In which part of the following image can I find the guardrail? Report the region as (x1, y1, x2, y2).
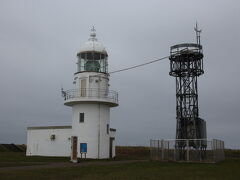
(62, 88, 118, 104)
(150, 139, 225, 163)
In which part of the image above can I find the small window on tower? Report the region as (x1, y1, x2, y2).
(107, 124, 109, 134)
(79, 113, 84, 123)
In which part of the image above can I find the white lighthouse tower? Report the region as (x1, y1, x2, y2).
(63, 28, 118, 161)
(26, 28, 118, 160)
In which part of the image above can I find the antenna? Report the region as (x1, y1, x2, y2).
(194, 22, 202, 45)
(91, 26, 96, 32)
(60, 84, 63, 92)
(60, 84, 66, 99)
(89, 26, 97, 41)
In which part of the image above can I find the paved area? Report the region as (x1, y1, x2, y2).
(0, 160, 147, 172)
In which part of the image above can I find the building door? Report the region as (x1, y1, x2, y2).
(71, 136, 78, 163)
(109, 137, 114, 158)
(80, 79, 86, 97)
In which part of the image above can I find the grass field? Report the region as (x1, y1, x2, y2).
(0, 152, 69, 167)
(0, 159, 240, 180)
(0, 148, 239, 180)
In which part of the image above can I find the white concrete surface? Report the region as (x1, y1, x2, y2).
(26, 126, 71, 157)
(71, 103, 111, 158)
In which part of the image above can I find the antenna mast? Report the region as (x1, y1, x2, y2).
(194, 22, 202, 45)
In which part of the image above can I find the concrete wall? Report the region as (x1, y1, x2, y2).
(26, 128, 71, 157)
(71, 103, 112, 159)
(73, 72, 109, 92)
(70, 71, 116, 159)
(26, 70, 117, 158)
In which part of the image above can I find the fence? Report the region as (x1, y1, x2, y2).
(150, 139, 225, 163)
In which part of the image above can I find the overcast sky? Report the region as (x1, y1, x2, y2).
(0, 0, 239, 148)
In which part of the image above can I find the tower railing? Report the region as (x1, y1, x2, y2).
(63, 88, 118, 104)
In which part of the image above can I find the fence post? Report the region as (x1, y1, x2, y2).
(222, 141, 225, 161)
(167, 141, 169, 160)
(158, 140, 160, 160)
(161, 140, 164, 160)
(186, 139, 189, 162)
(199, 140, 202, 162)
(150, 139, 152, 160)
(174, 140, 176, 161)
(212, 139, 215, 162)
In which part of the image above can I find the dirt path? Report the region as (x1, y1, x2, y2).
(0, 160, 147, 172)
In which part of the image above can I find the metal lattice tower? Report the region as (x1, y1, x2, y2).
(169, 24, 207, 143)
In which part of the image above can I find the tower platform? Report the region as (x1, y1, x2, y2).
(63, 88, 118, 107)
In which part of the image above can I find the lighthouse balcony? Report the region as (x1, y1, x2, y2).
(63, 88, 118, 107)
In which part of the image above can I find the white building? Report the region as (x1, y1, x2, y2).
(26, 28, 119, 160)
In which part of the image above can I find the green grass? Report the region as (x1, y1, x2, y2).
(0, 160, 240, 180)
(0, 152, 69, 162)
(0, 162, 47, 168)
(225, 149, 240, 159)
(0, 149, 240, 180)
(0, 152, 69, 167)
(0, 152, 139, 168)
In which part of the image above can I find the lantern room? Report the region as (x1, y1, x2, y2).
(76, 27, 108, 73)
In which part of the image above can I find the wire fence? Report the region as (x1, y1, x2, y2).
(150, 139, 225, 163)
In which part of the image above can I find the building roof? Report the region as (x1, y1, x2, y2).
(78, 27, 107, 54)
(27, 126, 72, 130)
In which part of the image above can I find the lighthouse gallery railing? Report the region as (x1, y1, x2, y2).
(64, 88, 118, 103)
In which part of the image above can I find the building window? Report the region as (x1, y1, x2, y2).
(50, 134, 56, 141)
(79, 113, 84, 123)
(107, 124, 109, 134)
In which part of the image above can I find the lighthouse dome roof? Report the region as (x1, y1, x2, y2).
(78, 27, 107, 55)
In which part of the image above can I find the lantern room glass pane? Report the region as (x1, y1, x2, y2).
(77, 52, 108, 73)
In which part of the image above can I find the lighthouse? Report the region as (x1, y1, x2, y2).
(64, 27, 118, 161)
(26, 28, 118, 160)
